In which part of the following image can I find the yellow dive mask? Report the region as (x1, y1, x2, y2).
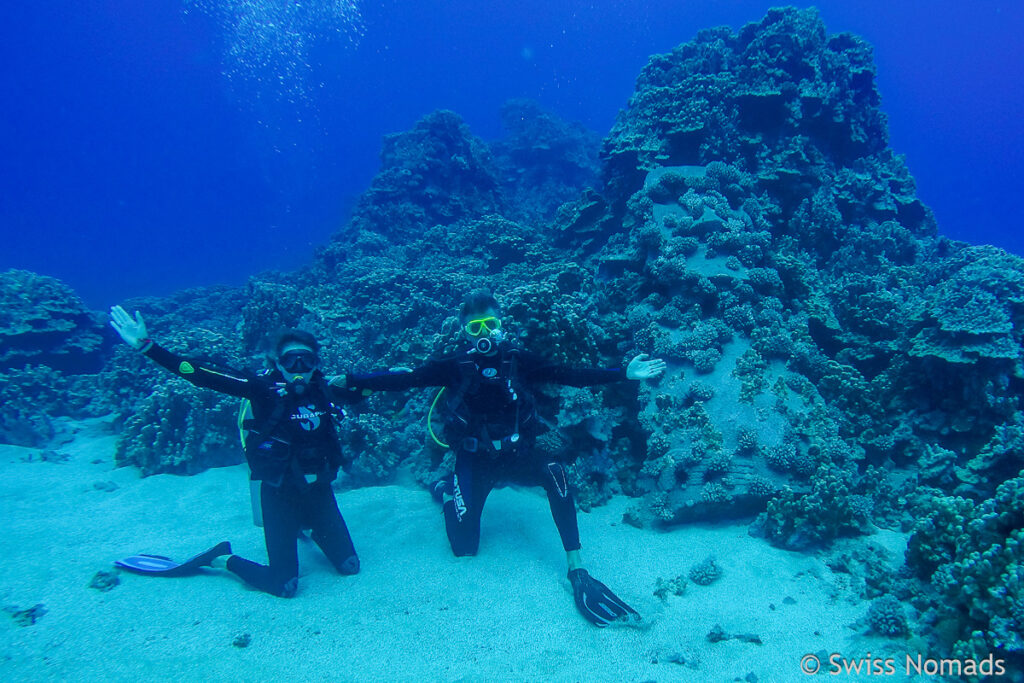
(464, 316, 501, 337)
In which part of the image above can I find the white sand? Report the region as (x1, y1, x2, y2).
(0, 418, 918, 682)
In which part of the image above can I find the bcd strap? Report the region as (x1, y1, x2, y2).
(447, 358, 479, 426)
(252, 397, 288, 445)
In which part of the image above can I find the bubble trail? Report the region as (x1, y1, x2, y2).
(184, 0, 364, 106)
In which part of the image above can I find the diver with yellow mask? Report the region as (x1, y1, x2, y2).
(347, 289, 666, 626)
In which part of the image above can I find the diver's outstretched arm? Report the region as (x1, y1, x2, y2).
(626, 353, 667, 380)
(519, 352, 667, 387)
(109, 304, 257, 398)
(347, 361, 450, 392)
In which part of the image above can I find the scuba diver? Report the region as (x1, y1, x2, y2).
(109, 305, 362, 598)
(346, 290, 666, 627)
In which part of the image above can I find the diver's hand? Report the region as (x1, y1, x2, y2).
(626, 354, 666, 380)
(109, 305, 149, 350)
(568, 568, 639, 627)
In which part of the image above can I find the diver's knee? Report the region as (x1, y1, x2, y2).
(275, 576, 298, 598)
(546, 462, 570, 498)
(449, 532, 480, 557)
(338, 555, 360, 575)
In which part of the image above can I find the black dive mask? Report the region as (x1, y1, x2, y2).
(279, 350, 317, 374)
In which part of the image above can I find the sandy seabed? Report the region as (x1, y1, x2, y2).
(0, 418, 920, 682)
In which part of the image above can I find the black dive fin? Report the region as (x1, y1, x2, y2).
(568, 568, 639, 627)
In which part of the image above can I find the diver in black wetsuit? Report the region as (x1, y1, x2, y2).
(347, 290, 666, 626)
(110, 305, 363, 598)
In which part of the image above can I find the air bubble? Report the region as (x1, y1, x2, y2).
(184, 0, 364, 108)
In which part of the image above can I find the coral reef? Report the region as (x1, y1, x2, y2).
(317, 109, 504, 265)
(0, 269, 109, 374)
(114, 380, 242, 476)
(750, 465, 872, 550)
(2, 11, 1023, 652)
(491, 99, 601, 223)
(903, 472, 1024, 668)
(824, 541, 895, 600)
(654, 574, 688, 601)
(0, 365, 86, 446)
(0, 271, 114, 445)
(336, 409, 423, 487)
(100, 288, 254, 475)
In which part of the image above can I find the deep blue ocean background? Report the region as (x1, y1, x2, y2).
(2, 0, 1021, 307)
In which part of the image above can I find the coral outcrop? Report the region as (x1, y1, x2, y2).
(904, 472, 1023, 670)
(0, 270, 112, 444)
(0, 269, 108, 374)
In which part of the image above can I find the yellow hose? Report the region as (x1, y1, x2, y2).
(427, 387, 450, 449)
(237, 399, 251, 445)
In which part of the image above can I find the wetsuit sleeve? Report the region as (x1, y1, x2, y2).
(143, 342, 260, 399)
(518, 351, 627, 387)
(324, 375, 368, 406)
(348, 359, 452, 392)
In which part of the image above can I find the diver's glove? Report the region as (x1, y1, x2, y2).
(568, 568, 638, 627)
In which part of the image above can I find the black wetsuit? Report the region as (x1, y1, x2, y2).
(349, 343, 626, 556)
(144, 342, 362, 597)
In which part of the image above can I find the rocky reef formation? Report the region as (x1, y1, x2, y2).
(492, 98, 601, 224)
(0, 270, 111, 445)
(903, 471, 1023, 672)
(2, 6, 1021, 666)
(0, 269, 108, 374)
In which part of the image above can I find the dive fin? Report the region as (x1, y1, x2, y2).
(568, 568, 639, 627)
(115, 541, 232, 577)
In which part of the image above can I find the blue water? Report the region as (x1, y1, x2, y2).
(2, 0, 1021, 306)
